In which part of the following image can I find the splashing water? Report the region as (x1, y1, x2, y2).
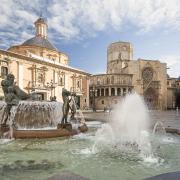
(93, 93, 152, 157)
(0, 101, 63, 129)
(153, 121, 166, 135)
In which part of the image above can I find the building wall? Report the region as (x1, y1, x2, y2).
(0, 50, 89, 109)
(89, 74, 133, 109)
(167, 78, 180, 109)
(8, 45, 68, 65)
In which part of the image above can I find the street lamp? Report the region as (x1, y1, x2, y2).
(46, 80, 57, 100)
(90, 87, 97, 112)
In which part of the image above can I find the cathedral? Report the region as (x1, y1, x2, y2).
(89, 41, 180, 110)
(0, 17, 90, 109)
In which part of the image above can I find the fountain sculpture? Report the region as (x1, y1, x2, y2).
(0, 74, 88, 139)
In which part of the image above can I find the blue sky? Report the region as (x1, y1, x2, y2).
(0, 0, 180, 77)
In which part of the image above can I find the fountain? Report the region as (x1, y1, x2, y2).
(0, 74, 88, 139)
(0, 77, 180, 179)
(93, 92, 152, 156)
(0, 90, 180, 179)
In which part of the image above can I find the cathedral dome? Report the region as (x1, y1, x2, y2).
(22, 36, 57, 51)
(21, 17, 57, 51)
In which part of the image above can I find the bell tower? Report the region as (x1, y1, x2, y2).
(34, 17, 48, 39)
(107, 41, 133, 74)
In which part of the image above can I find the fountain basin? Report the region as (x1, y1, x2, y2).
(0, 124, 88, 139)
(0, 100, 88, 139)
(165, 127, 180, 135)
(12, 124, 88, 139)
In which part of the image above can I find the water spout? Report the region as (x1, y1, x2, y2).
(93, 93, 152, 155)
(152, 121, 166, 135)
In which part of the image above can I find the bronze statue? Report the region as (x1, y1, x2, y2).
(69, 96, 76, 120)
(1, 74, 30, 125)
(61, 88, 76, 124)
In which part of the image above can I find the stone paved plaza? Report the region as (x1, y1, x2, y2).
(83, 110, 180, 134)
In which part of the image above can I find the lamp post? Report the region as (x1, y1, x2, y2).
(90, 87, 97, 112)
(46, 80, 57, 100)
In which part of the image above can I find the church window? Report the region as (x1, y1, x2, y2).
(111, 88, 115, 96)
(105, 88, 109, 96)
(37, 71, 45, 83)
(97, 89, 100, 97)
(1, 66, 8, 78)
(117, 88, 121, 96)
(58, 72, 65, 86)
(101, 89, 104, 96)
(77, 80, 80, 88)
(123, 88, 126, 96)
(142, 67, 153, 82)
(102, 100, 104, 104)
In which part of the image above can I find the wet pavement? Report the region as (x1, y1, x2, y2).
(83, 110, 180, 134)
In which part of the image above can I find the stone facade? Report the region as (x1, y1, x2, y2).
(167, 77, 180, 109)
(0, 18, 90, 109)
(90, 41, 168, 110)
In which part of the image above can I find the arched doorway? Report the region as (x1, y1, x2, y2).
(144, 88, 158, 109)
(175, 89, 180, 108)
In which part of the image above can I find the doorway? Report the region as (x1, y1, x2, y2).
(144, 88, 158, 109)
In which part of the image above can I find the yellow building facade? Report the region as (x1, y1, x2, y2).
(0, 18, 90, 109)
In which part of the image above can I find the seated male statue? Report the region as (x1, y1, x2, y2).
(1, 74, 29, 125)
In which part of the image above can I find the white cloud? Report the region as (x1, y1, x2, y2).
(161, 55, 180, 77)
(0, 0, 180, 48)
(0, 0, 180, 45)
(47, 0, 180, 38)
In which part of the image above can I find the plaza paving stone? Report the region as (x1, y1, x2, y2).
(82, 110, 180, 134)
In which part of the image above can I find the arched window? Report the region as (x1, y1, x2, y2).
(77, 80, 80, 88)
(105, 88, 109, 96)
(58, 72, 65, 86)
(1, 66, 8, 77)
(117, 88, 121, 96)
(101, 89, 104, 96)
(123, 88, 126, 96)
(111, 88, 115, 96)
(97, 89, 100, 97)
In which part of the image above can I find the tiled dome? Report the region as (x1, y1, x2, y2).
(22, 36, 57, 51)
